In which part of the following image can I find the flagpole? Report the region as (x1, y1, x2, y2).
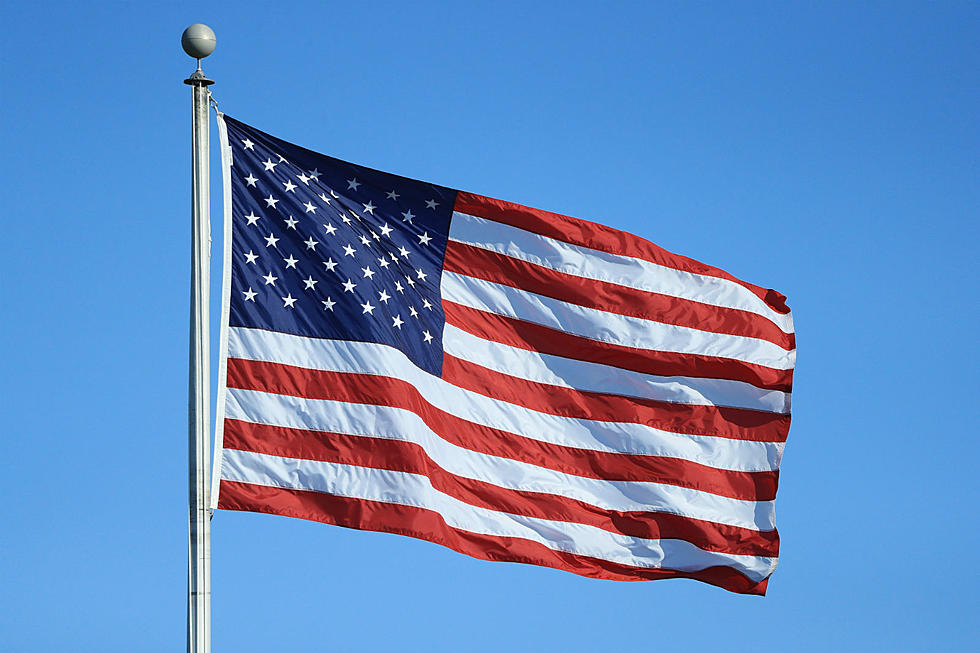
(182, 23, 216, 653)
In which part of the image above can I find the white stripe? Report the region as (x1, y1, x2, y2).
(228, 327, 784, 472)
(444, 324, 791, 415)
(450, 211, 794, 334)
(442, 272, 795, 371)
(221, 449, 776, 581)
(226, 388, 775, 531)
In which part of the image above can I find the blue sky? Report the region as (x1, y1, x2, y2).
(1, 1, 977, 651)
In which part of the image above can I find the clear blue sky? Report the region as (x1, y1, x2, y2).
(2, 2, 977, 651)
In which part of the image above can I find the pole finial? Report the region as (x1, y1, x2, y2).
(183, 24, 216, 86)
(182, 24, 216, 59)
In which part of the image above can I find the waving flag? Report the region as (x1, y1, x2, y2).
(212, 115, 795, 595)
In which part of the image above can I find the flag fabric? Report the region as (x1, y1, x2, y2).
(212, 114, 795, 595)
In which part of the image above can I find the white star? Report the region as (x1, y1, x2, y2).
(303, 275, 318, 290)
(342, 278, 357, 293)
(378, 289, 391, 303)
(283, 216, 298, 229)
(422, 298, 433, 310)
(241, 138, 255, 150)
(398, 246, 410, 259)
(425, 199, 439, 210)
(392, 315, 404, 329)
(416, 268, 427, 281)
(323, 223, 337, 236)
(343, 244, 357, 257)
(308, 168, 320, 180)
(422, 330, 433, 343)
(244, 250, 258, 264)
(297, 173, 311, 185)
(305, 236, 319, 250)
(347, 178, 361, 190)
(319, 192, 331, 204)
(405, 276, 416, 288)
(379, 223, 393, 237)
(277, 154, 287, 163)
(360, 300, 375, 315)
(330, 189, 340, 198)
(362, 201, 376, 215)
(283, 254, 298, 269)
(340, 212, 353, 225)
(245, 212, 260, 226)
(244, 173, 258, 187)
(386, 190, 400, 200)
(401, 210, 415, 223)
(283, 180, 297, 193)
(361, 266, 375, 279)
(282, 293, 297, 308)
(322, 297, 336, 311)
(262, 271, 278, 285)
(394, 281, 405, 293)
(378, 256, 390, 269)
(359, 235, 372, 246)
(409, 306, 418, 317)
(418, 232, 432, 246)
(262, 158, 277, 172)
(264, 195, 279, 208)
(322, 257, 338, 272)
(303, 201, 317, 214)
(264, 233, 279, 248)
(371, 231, 380, 241)
(242, 287, 257, 301)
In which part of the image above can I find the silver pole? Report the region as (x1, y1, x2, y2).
(182, 23, 216, 653)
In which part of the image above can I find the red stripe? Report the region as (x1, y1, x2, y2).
(228, 358, 776, 501)
(445, 241, 795, 351)
(444, 301, 794, 392)
(218, 479, 769, 594)
(224, 419, 779, 557)
(441, 354, 789, 444)
(453, 191, 790, 316)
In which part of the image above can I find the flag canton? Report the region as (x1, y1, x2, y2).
(224, 116, 455, 376)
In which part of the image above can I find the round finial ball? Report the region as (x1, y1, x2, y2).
(181, 24, 216, 59)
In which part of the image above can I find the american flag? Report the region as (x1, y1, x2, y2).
(212, 115, 795, 595)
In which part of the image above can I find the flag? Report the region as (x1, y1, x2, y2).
(212, 115, 795, 595)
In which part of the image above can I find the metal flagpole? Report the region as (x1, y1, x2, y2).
(182, 23, 216, 653)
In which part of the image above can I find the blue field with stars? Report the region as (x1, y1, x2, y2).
(224, 116, 457, 376)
